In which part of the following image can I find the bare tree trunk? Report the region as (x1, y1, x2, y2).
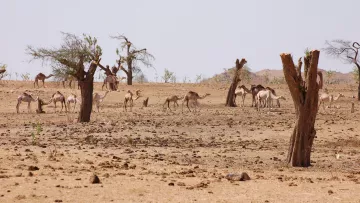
(281, 50, 322, 167)
(78, 80, 93, 122)
(356, 63, 360, 101)
(225, 59, 247, 107)
(127, 68, 133, 85)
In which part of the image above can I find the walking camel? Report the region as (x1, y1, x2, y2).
(93, 91, 110, 112)
(34, 73, 54, 88)
(16, 92, 38, 113)
(163, 95, 184, 111)
(265, 87, 281, 108)
(182, 91, 210, 113)
(319, 92, 345, 110)
(234, 85, 251, 107)
(51, 91, 67, 112)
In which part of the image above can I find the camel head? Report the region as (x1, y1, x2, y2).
(338, 93, 345, 98)
(279, 96, 286, 100)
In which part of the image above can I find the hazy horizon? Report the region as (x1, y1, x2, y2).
(1, 0, 359, 82)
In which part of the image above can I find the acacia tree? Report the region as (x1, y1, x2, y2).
(27, 33, 108, 122)
(225, 58, 247, 107)
(323, 40, 360, 100)
(111, 35, 154, 85)
(280, 50, 323, 167)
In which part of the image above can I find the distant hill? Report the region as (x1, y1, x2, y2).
(203, 67, 355, 85)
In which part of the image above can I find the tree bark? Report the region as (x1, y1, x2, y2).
(281, 50, 322, 167)
(355, 63, 360, 101)
(225, 58, 247, 107)
(78, 80, 93, 122)
(127, 65, 133, 85)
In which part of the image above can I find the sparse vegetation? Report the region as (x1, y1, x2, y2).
(20, 73, 30, 81)
(162, 69, 174, 83)
(31, 122, 43, 145)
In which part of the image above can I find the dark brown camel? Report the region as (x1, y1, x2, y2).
(251, 84, 265, 107)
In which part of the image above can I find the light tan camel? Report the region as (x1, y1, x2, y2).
(93, 91, 110, 112)
(181, 91, 210, 113)
(123, 90, 134, 112)
(256, 89, 286, 111)
(34, 73, 54, 88)
(67, 94, 81, 112)
(234, 85, 251, 107)
(16, 92, 38, 113)
(163, 95, 184, 111)
(51, 91, 67, 112)
(319, 92, 345, 110)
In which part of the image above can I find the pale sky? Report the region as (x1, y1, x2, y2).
(0, 0, 359, 82)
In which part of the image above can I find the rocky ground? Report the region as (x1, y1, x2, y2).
(0, 81, 359, 203)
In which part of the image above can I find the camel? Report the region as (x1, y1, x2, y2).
(251, 84, 265, 107)
(62, 75, 79, 89)
(319, 92, 345, 110)
(123, 90, 134, 112)
(67, 94, 81, 112)
(181, 91, 210, 113)
(265, 87, 281, 108)
(51, 91, 67, 112)
(234, 85, 251, 107)
(102, 75, 118, 91)
(163, 95, 184, 111)
(34, 73, 54, 88)
(256, 89, 286, 111)
(16, 92, 38, 113)
(93, 91, 110, 112)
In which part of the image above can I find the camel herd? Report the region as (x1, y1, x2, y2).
(15, 72, 347, 114)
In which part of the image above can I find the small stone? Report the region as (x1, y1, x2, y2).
(54, 200, 63, 202)
(328, 190, 334, 195)
(90, 174, 101, 184)
(28, 166, 39, 171)
(28, 172, 33, 177)
(168, 182, 174, 186)
(240, 172, 251, 181)
(177, 182, 186, 186)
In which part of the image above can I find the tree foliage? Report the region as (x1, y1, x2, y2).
(162, 68, 174, 83)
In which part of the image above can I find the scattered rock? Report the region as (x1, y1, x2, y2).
(177, 182, 186, 186)
(90, 174, 101, 184)
(54, 200, 63, 202)
(225, 172, 251, 181)
(328, 190, 334, 195)
(28, 166, 39, 171)
(168, 182, 174, 186)
(28, 172, 34, 177)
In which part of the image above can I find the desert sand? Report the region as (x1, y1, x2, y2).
(0, 81, 359, 203)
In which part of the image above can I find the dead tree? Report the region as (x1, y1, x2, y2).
(111, 35, 154, 85)
(323, 40, 360, 100)
(280, 50, 323, 167)
(225, 58, 247, 107)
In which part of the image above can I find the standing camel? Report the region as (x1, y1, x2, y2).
(123, 90, 134, 112)
(251, 84, 265, 107)
(163, 95, 184, 111)
(265, 87, 281, 108)
(256, 89, 286, 111)
(234, 85, 251, 107)
(182, 91, 210, 113)
(67, 94, 81, 112)
(16, 92, 38, 113)
(51, 91, 67, 112)
(34, 73, 54, 88)
(93, 91, 110, 112)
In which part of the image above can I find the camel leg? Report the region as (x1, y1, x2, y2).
(242, 95, 245, 107)
(16, 100, 21, 113)
(54, 101, 57, 113)
(186, 100, 191, 112)
(73, 101, 76, 112)
(27, 102, 31, 113)
(42, 80, 45, 88)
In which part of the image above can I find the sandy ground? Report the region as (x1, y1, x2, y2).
(0, 81, 359, 203)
